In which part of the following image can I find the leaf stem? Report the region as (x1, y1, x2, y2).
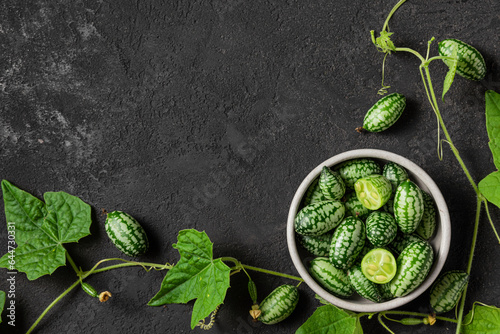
(382, 310, 457, 323)
(65, 251, 81, 276)
(483, 199, 500, 243)
(220, 257, 304, 282)
(455, 197, 483, 333)
(382, 0, 408, 32)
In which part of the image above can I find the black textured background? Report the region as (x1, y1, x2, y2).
(1, 0, 500, 333)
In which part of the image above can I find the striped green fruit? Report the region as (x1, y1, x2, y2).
(393, 180, 424, 234)
(309, 257, 354, 298)
(297, 233, 332, 257)
(383, 162, 409, 195)
(335, 158, 381, 189)
(319, 166, 346, 201)
(301, 178, 326, 208)
(429, 270, 469, 314)
(415, 192, 437, 240)
(389, 240, 434, 297)
(354, 174, 392, 210)
(348, 263, 382, 303)
(258, 284, 299, 325)
(294, 201, 345, 236)
(362, 93, 406, 132)
(344, 191, 372, 220)
(105, 211, 149, 257)
(329, 216, 366, 270)
(438, 39, 486, 81)
(365, 211, 398, 247)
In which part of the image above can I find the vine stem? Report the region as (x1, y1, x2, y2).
(382, 0, 407, 32)
(65, 251, 82, 276)
(26, 259, 172, 334)
(381, 310, 457, 323)
(221, 257, 304, 282)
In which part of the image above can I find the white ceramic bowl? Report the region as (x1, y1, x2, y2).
(287, 149, 451, 312)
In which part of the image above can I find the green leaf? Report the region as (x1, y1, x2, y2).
(148, 229, 231, 329)
(485, 90, 500, 170)
(462, 304, 500, 333)
(479, 91, 500, 209)
(0, 290, 5, 324)
(296, 305, 360, 334)
(0, 181, 92, 280)
(442, 46, 458, 101)
(374, 31, 396, 54)
(479, 172, 500, 209)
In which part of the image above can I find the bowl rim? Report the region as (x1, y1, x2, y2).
(287, 148, 451, 312)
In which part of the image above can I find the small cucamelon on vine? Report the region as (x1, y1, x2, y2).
(335, 158, 381, 189)
(359, 93, 406, 133)
(438, 38, 486, 81)
(294, 201, 345, 236)
(308, 257, 354, 298)
(329, 216, 366, 270)
(429, 270, 469, 314)
(81, 282, 98, 298)
(258, 284, 299, 325)
(319, 166, 346, 201)
(393, 180, 425, 234)
(105, 211, 149, 257)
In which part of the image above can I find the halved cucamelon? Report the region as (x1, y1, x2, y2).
(365, 211, 398, 247)
(429, 270, 469, 314)
(335, 158, 381, 189)
(258, 284, 299, 325)
(329, 216, 366, 270)
(389, 240, 434, 297)
(393, 180, 424, 234)
(105, 211, 149, 257)
(309, 257, 354, 298)
(354, 174, 392, 210)
(362, 93, 406, 132)
(438, 39, 486, 81)
(319, 166, 346, 201)
(361, 248, 397, 284)
(294, 201, 345, 236)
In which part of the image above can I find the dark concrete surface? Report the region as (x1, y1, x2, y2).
(1, 0, 500, 333)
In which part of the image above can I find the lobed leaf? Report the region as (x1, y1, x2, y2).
(485, 90, 500, 170)
(148, 229, 231, 329)
(479, 91, 500, 209)
(295, 305, 360, 334)
(0, 181, 92, 280)
(463, 304, 500, 333)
